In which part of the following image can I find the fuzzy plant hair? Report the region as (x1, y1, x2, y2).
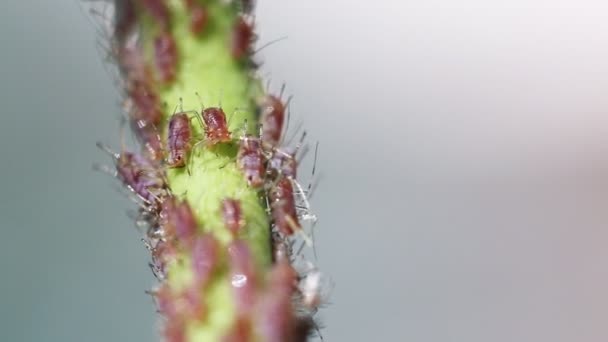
(88, 0, 326, 341)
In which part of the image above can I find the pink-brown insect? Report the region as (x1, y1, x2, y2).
(222, 198, 245, 235)
(166, 112, 192, 168)
(189, 5, 209, 35)
(227, 241, 258, 312)
(268, 148, 297, 180)
(162, 198, 197, 241)
(97, 143, 167, 205)
(128, 80, 163, 125)
(268, 178, 300, 236)
(114, 0, 137, 44)
(154, 32, 178, 83)
(230, 16, 254, 60)
(202, 107, 232, 144)
(140, 0, 171, 30)
(259, 94, 286, 148)
(258, 261, 298, 342)
(130, 118, 164, 161)
(191, 233, 220, 285)
(237, 135, 266, 188)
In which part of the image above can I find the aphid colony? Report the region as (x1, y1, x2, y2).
(91, 1, 325, 340)
(97, 92, 324, 340)
(100, 91, 314, 278)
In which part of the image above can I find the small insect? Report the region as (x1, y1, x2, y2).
(166, 112, 192, 168)
(113, 0, 137, 44)
(230, 16, 254, 60)
(130, 118, 164, 161)
(127, 80, 163, 125)
(96, 143, 167, 205)
(257, 261, 299, 342)
(191, 234, 220, 285)
(259, 94, 288, 148)
(228, 241, 257, 311)
(221, 198, 245, 235)
(237, 135, 266, 188)
(201, 107, 232, 145)
(268, 178, 301, 236)
(140, 0, 171, 30)
(189, 5, 208, 35)
(162, 198, 197, 241)
(154, 32, 178, 83)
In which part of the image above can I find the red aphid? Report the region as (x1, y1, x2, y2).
(228, 241, 257, 312)
(190, 5, 209, 35)
(140, 0, 171, 30)
(163, 198, 197, 241)
(257, 261, 298, 342)
(181, 285, 207, 322)
(114, 0, 137, 44)
(131, 118, 164, 161)
(267, 148, 297, 180)
(259, 94, 286, 147)
(153, 283, 177, 317)
(202, 107, 232, 144)
(98, 144, 167, 204)
(191, 234, 220, 285)
(237, 135, 265, 188)
(154, 32, 178, 83)
(230, 16, 254, 60)
(166, 112, 192, 168)
(222, 317, 253, 342)
(268, 178, 300, 236)
(128, 81, 163, 125)
(221, 198, 245, 235)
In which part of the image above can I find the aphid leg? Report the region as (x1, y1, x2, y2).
(278, 95, 294, 146)
(290, 179, 316, 223)
(285, 215, 313, 247)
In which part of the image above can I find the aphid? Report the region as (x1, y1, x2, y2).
(201, 107, 232, 145)
(189, 5, 208, 35)
(113, 0, 137, 44)
(257, 261, 298, 342)
(223, 317, 253, 342)
(268, 178, 301, 236)
(140, 0, 171, 30)
(259, 94, 287, 148)
(221, 198, 245, 235)
(130, 118, 164, 161)
(166, 112, 192, 168)
(230, 16, 254, 60)
(127, 80, 163, 125)
(96, 143, 167, 205)
(162, 198, 197, 241)
(228, 241, 257, 311)
(237, 135, 266, 188)
(154, 32, 178, 83)
(191, 234, 220, 285)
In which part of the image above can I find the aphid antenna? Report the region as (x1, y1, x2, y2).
(284, 120, 304, 147)
(252, 35, 288, 55)
(95, 141, 120, 160)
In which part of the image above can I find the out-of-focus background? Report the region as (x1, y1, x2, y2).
(2, 0, 608, 341)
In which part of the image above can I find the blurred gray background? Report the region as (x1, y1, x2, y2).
(2, 0, 608, 341)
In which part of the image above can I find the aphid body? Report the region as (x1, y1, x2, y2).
(237, 135, 266, 188)
(154, 32, 178, 83)
(268, 178, 301, 236)
(202, 107, 232, 144)
(222, 198, 245, 235)
(230, 16, 254, 60)
(259, 94, 286, 148)
(166, 112, 192, 168)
